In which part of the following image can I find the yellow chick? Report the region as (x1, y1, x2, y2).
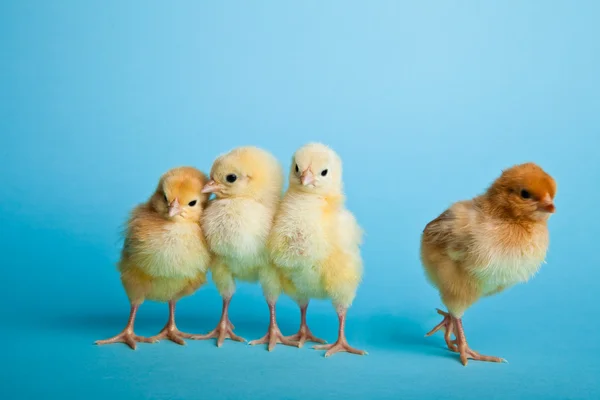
(95, 167, 211, 349)
(195, 147, 296, 349)
(422, 163, 556, 365)
(269, 143, 366, 357)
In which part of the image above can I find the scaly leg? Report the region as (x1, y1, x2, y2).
(189, 296, 245, 347)
(249, 301, 298, 351)
(426, 308, 507, 366)
(313, 307, 367, 357)
(147, 300, 196, 345)
(425, 309, 458, 351)
(284, 303, 326, 348)
(95, 304, 155, 350)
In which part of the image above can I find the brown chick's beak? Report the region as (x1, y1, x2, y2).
(168, 198, 182, 217)
(300, 170, 315, 186)
(202, 180, 223, 194)
(538, 194, 555, 213)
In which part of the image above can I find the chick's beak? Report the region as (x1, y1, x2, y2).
(300, 170, 315, 186)
(202, 180, 223, 194)
(168, 198, 182, 217)
(538, 194, 555, 213)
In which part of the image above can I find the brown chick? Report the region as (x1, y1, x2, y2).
(96, 167, 211, 349)
(421, 162, 556, 365)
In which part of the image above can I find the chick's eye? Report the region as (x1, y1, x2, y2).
(226, 174, 237, 183)
(321, 169, 328, 176)
(164, 193, 168, 202)
(295, 164, 299, 173)
(520, 189, 531, 199)
(188, 200, 197, 207)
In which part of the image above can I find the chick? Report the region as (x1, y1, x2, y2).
(95, 167, 211, 349)
(196, 147, 296, 349)
(422, 162, 556, 365)
(269, 143, 366, 357)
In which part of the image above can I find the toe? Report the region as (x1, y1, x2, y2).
(169, 334, 186, 346)
(125, 337, 137, 350)
(249, 336, 268, 346)
(135, 335, 157, 344)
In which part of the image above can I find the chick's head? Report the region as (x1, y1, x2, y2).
(486, 162, 556, 221)
(289, 143, 343, 196)
(202, 146, 283, 204)
(151, 166, 209, 222)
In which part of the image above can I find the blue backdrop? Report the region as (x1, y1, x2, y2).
(1, 1, 598, 399)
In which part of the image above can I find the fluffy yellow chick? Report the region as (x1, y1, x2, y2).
(95, 167, 211, 349)
(195, 146, 296, 349)
(422, 163, 556, 365)
(269, 143, 366, 357)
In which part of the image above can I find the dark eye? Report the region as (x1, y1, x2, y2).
(295, 164, 299, 173)
(226, 174, 237, 183)
(164, 193, 168, 202)
(321, 169, 328, 176)
(188, 200, 197, 207)
(520, 189, 531, 199)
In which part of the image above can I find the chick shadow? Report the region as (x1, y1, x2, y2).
(357, 312, 458, 362)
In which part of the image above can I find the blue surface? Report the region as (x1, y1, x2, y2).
(1, 1, 599, 399)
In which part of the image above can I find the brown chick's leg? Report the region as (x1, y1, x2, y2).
(284, 303, 327, 348)
(95, 304, 155, 350)
(189, 296, 245, 347)
(249, 301, 298, 351)
(425, 309, 458, 351)
(313, 307, 367, 357)
(426, 308, 507, 366)
(147, 300, 196, 345)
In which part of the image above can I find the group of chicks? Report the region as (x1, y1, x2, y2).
(97, 143, 557, 365)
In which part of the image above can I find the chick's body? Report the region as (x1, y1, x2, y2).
(271, 192, 362, 306)
(422, 162, 556, 365)
(96, 167, 211, 349)
(197, 147, 294, 349)
(120, 205, 210, 303)
(269, 143, 366, 356)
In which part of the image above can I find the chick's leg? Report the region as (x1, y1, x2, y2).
(313, 306, 367, 357)
(147, 300, 196, 345)
(249, 301, 298, 351)
(284, 302, 326, 348)
(189, 296, 245, 347)
(95, 304, 155, 350)
(425, 309, 458, 351)
(426, 309, 506, 366)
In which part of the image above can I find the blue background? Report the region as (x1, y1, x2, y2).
(1, 1, 599, 399)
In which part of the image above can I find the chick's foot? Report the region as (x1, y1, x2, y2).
(95, 304, 154, 350)
(285, 325, 326, 348)
(249, 323, 298, 351)
(249, 301, 297, 351)
(426, 308, 507, 366)
(190, 319, 245, 347)
(425, 309, 458, 351)
(148, 323, 195, 345)
(285, 303, 327, 348)
(95, 329, 155, 350)
(147, 300, 198, 345)
(314, 339, 367, 357)
(313, 307, 366, 357)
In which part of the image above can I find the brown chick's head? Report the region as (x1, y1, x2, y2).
(290, 143, 343, 196)
(151, 166, 209, 222)
(202, 146, 284, 203)
(485, 162, 556, 221)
